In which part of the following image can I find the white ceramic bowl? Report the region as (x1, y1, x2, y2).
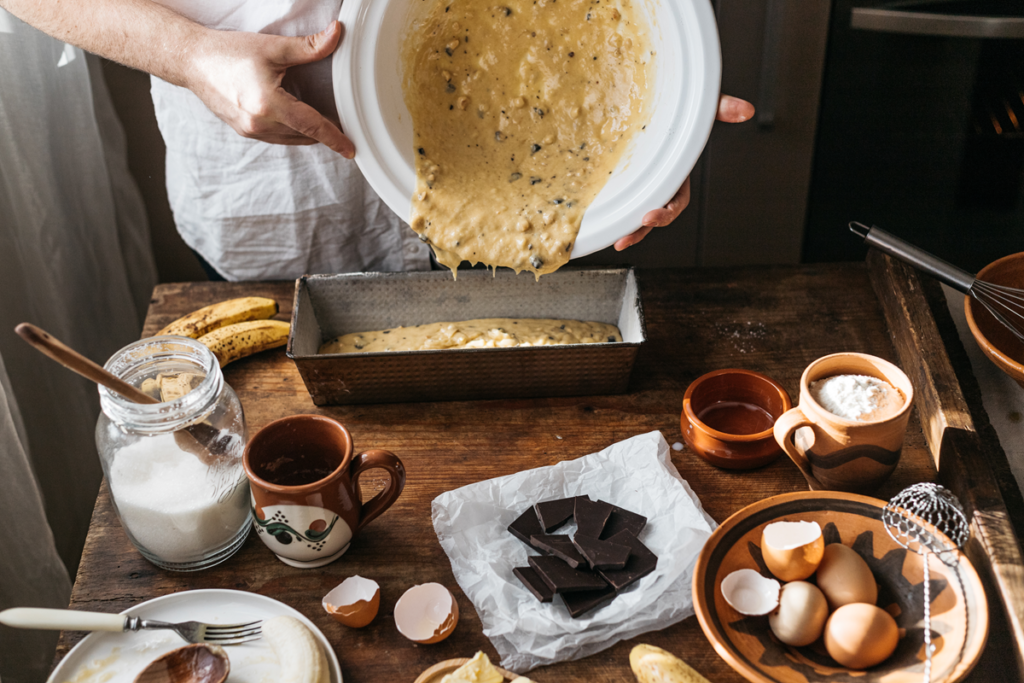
(334, 0, 721, 258)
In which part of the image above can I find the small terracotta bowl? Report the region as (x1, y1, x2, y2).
(965, 251, 1024, 389)
(681, 369, 792, 469)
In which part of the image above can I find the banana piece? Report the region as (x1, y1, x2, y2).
(262, 615, 329, 683)
(198, 320, 290, 367)
(158, 296, 279, 338)
(630, 644, 712, 683)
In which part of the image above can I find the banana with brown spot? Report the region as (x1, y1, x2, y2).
(630, 644, 712, 683)
(158, 296, 279, 338)
(198, 320, 290, 367)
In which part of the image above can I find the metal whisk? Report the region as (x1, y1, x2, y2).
(883, 483, 970, 683)
(850, 222, 1024, 344)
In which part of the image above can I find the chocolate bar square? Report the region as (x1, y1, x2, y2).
(600, 504, 647, 540)
(508, 506, 545, 546)
(574, 497, 614, 539)
(534, 497, 578, 532)
(530, 534, 586, 569)
(571, 534, 631, 570)
(529, 555, 608, 593)
(513, 566, 554, 603)
(560, 584, 617, 618)
(598, 530, 658, 591)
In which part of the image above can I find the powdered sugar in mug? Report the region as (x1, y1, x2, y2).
(773, 353, 914, 493)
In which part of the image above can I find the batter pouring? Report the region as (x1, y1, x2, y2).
(402, 0, 654, 276)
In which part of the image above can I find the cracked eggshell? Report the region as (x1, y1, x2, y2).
(323, 575, 380, 628)
(761, 520, 824, 582)
(720, 569, 780, 616)
(395, 583, 459, 644)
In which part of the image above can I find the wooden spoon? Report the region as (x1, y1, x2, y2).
(133, 644, 230, 683)
(14, 323, 230, 465)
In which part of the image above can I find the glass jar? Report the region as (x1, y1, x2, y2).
(96, 336, 250, 571)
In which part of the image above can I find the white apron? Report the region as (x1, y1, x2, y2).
(150, 0, 431, 280)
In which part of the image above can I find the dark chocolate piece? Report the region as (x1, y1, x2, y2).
(600, 504, 648, 540)
(513, 566, 554, 603)
(574, 497, 614, 539)
(534, 497, 577, 532)
(508, 506, 545, 546)
(528, 555, 608, 593)
(561, 585, 617, 618)
(571, 534, 631, 570)
(530, 534, 586, 569)
(598, 530, 658, 591)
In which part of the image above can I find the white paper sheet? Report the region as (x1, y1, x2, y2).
(431, 431, 716, 672)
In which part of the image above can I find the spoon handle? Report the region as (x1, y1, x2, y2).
(0, 607, 126, 632)
(14, 323, 157, 405)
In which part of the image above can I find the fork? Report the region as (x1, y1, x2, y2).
(0, 607, 262, 645)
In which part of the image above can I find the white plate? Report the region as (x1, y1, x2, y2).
(334, 0, 721, 258)
(47, 590, 342, 683)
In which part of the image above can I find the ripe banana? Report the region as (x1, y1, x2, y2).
(158, 296, 279, 338)
(630, 644, 711, 683)
(198, 319, 290, 367)
(262, 615, 330, 683)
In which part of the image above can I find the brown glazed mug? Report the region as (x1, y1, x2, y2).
(773, 353, 914, 493)
(243, 414, 405, 568)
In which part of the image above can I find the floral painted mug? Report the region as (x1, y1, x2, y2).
(243, 415, 405, 568)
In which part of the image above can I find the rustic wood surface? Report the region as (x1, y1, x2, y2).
(53, 264, 1022, 682)
(868, 252, 1024, 678)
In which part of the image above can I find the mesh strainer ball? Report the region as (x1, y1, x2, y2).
(883, 482, 970, 683)
(883, 482, 969, 562)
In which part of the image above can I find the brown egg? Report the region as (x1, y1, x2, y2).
(824, 603, 899, 669)
(768, 581, 829, 647)
(760, 521, 825, 582)
(394, 583, 459, 644)
(323, 575, 381, 628)
(815, 544, 877, 610)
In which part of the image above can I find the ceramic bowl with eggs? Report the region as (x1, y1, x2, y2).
(332, 0, 722, 258)
(692, 491, 988, 683)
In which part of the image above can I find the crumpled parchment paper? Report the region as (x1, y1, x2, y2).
(431, 430, 716, 672)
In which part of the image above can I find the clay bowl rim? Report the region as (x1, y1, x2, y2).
(964, 251, 1024, 383)
(691, 490, 989, 683)
(682, 368, 793, 443)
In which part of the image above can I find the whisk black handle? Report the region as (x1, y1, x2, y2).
(849, 222, 976, 294)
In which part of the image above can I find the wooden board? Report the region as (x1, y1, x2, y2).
(53, 264, 1023, 682)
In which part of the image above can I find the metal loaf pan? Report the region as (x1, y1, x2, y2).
(287, 267, 646, 405)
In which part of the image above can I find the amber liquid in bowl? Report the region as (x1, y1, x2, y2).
(697, 401, 776, 435)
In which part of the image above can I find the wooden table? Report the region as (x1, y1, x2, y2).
(55, 260, 1024, 681)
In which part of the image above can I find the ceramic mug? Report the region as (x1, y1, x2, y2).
(243, 414, 406, 568)
(773, 353, 914, 493)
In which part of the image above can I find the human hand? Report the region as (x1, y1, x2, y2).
(613, 95, 755, 251)
(187, 21, 354, 158)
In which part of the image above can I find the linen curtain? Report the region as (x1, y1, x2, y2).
(0, 9, 157, 682)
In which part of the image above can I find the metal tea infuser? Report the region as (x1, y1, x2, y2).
(883, 482, 970, 683)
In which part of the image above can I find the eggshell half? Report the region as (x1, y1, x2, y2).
(760, 520, 824, 582)
(395, 583, 460, 644)
(816, 544, 878, 610)
(720, 569, 780, 616)
(323, 575, 381, 628)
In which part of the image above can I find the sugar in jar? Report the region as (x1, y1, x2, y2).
(95, 336, 249, 571)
